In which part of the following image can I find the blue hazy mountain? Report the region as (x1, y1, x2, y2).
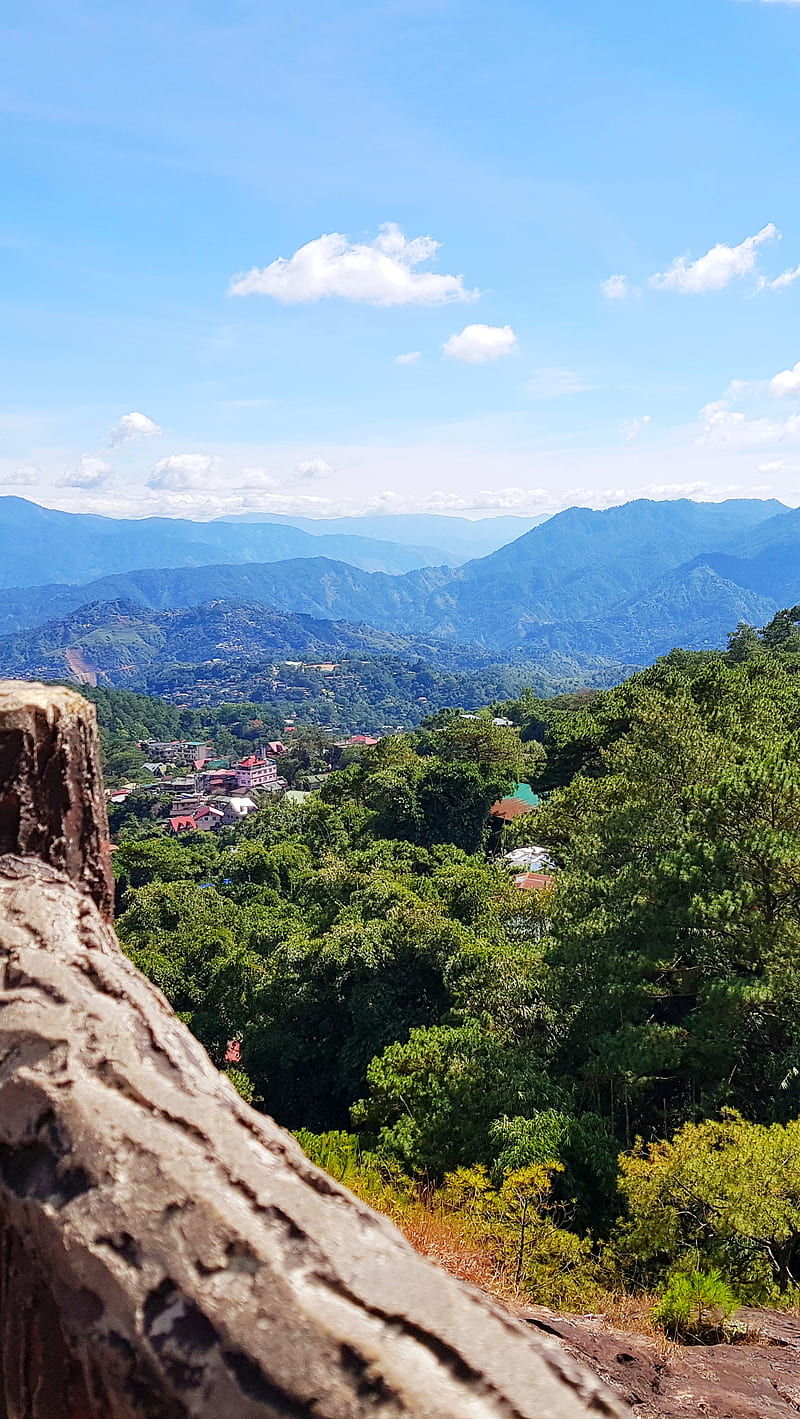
(0, 496, 455, 587)
(0, 499, 789, 667)
(216, 511, 552, 559)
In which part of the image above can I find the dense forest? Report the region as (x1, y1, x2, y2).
(100, 605, 800, 1332)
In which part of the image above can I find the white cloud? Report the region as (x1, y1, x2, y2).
(759, 264, 800, 292)
(229, 223, 477, 306)
(294, 456, 333, 481)
(147, 453, 222, 490)
(0, 465, 38, 487)
(621, 415, 651, 442)
(650, 224, 778, 293)
(395, 350, 422, 365)
(61, 455, 114, 490)
(769, 361, 800, 397)
(442, 323, 518, 363)
(107, 411, 162, 446)
(602, 274, 634, 300)
(238, 467, 278, 490)
(698, 399, 800, 445)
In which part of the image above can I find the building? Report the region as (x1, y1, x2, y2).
(196, 768, 239, 796)
(170, 792, 204, 817)
(503, 845, 552, 872)
(235, 756, 278, 791)
(490, 782, 540, 824)
(218, 796, 258, 826)
(167, 814, 198, 835)
(193, 805, 224, 831)
(514, 872, 554, 892)
(146, 739, 214, 765)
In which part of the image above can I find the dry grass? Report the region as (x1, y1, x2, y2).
(397, 1208, 523, 1306)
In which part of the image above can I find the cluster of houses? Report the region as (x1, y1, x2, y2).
(108, 738, 292, 836)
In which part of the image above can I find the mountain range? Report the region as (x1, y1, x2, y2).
(0, 496, 460, 586)
(3, 495, 799, 689)
(0, 498, 556, 590)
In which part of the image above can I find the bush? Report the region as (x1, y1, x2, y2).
(652, 1269, 739, 1343)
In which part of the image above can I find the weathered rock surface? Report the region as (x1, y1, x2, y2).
(523, 1306, 800, 1418)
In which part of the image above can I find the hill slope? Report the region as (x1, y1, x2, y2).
(0, 498, 786, 650)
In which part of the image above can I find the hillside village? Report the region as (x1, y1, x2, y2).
(104, 720, 553, 890)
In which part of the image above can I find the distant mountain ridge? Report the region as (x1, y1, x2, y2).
(2, 497, 797, 674)
(0, 497, 788, 644)
(0, 496, 455, 587)
(217, 511, 552, 558)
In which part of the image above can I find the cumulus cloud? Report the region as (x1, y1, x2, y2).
(0, 466, 39, 487)
(442, 323, 518, 363)
(238, 467, 278, 490)
(107, 411, 162, 446)
(650, 224, 778, 293)
(148, 453, 222, 490)
(229, 223, 477, 306)
(698, 399, 800, 445)
(294, 456, 333, 481)
(602, 274, 634, 300)
(769, 361, 800, 397)
(621, 415, 651, 442)
(61, 456, 114, 490)
(395, 350, 422, 365)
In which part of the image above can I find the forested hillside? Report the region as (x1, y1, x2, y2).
(105, 606, 800, 1323)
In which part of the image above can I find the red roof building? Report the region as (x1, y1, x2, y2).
(514, 872, 554, 891)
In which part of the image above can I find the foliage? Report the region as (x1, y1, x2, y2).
(109, 616, 800, 1318)
(617, 1112, 800, 1297)
(652, 1269, 739, 1343)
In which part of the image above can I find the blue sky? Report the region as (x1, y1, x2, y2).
(3, 0, 800, 519)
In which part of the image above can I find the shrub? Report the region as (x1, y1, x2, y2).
(652, 1269, 739, 1343)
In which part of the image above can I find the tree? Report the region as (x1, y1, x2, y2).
(617, 1112, 800, 1296)
(352, 1021, 557, 1176)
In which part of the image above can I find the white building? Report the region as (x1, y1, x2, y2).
(146, 739, 213, 765)
(218, 796, 258, 826)
(235, 756, 278, 791)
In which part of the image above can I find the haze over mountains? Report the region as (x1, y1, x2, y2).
(3, 495, 799, 691)
(0, 497, 460, 586)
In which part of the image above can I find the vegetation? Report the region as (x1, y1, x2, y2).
(104, 606, 800, 1325)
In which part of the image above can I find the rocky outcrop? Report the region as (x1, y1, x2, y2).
(524, 1306, 800, 1418)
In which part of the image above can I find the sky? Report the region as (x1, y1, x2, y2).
(3, 0, 800, 521)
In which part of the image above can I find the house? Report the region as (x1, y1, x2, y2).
(490, 782, 540, 824)
(493, 716, 513, 727)
(193, 805, 225, 831)
(235, 756, 278, 791)
(217, 795, 258, 826)
(196, 768, 239, 796)
(267, 741, 287, 756)
(167, 815, 198, 835)
(503, 845, 552, 872)
(170, 792, 204, 816)
(514, 872, 554, 892)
